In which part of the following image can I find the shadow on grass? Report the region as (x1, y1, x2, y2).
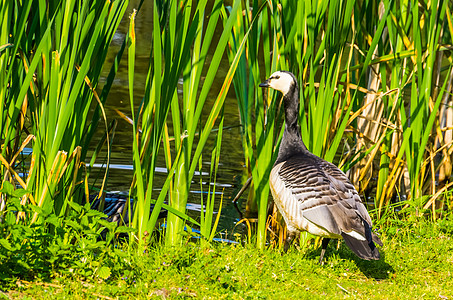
(354, 251, 395, 280)
(303, 243, 394, 280)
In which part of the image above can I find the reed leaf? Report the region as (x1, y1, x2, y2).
(1, 0, 129, 226)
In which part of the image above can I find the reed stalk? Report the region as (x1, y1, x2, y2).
(126, 0, 257, 248)
(227, 0, 453, 247)
(1, 0, 128, 225)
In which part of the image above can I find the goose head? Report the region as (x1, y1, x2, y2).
(259, 71, 297, 96)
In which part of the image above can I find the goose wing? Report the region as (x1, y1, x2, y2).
(276, 155, 363, 233)
(317, 158, 382, 242)
(274, 154, 382, 259)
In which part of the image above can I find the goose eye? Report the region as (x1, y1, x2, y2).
(275, 75, 280, 79)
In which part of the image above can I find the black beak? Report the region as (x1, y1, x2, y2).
(259, 79, 270, 88)
(260, 78, 271, 107)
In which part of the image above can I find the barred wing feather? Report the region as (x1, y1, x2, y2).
(271, 154, 382, 260)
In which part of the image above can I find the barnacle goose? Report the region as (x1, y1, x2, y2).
(259, 71, 382, 263)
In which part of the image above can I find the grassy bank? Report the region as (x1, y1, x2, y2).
(2, 219, 452, 299)
(2, 0, 453, 298)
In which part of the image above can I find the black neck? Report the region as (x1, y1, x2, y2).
(275, 82, 307, 165)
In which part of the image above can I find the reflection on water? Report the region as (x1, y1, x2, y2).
(94, 1, 248, 233)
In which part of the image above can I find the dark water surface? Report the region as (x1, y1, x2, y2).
(94, 1, 247, 233)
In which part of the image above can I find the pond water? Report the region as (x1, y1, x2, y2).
(95, 1, 247, 233)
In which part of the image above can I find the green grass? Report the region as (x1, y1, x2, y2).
(2, 0, 453, 298)
(2, 221, 452, 299)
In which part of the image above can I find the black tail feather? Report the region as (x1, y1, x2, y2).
(341, 232, 380, 260)
(358, 213, 383, 247)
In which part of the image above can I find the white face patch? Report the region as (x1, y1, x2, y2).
(267, 71, 294, 95)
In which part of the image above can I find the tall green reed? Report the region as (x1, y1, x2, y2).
(1, 0, 128, 224)
(124, 0, 452, 247)
(126, 0, 258, 248)
(349, 0, 453, 219)
(198, 112, 225, 245)
(223, 0, 274, 250)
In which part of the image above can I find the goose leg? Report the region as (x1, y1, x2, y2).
(284, 232, 296, 252)
(318, 238, 331, 265)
